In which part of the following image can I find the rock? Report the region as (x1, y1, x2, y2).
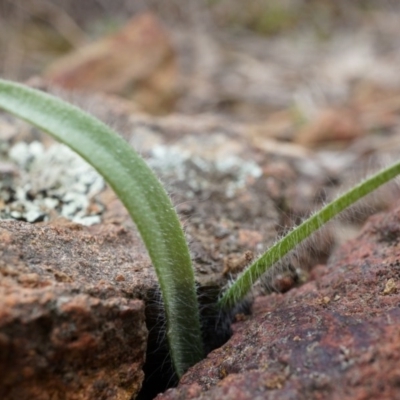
(295, 108, 363, 148)
(44, 13, 178, 114)
(1, 84, 338, 280)
(2, 82, 396, 399)
(0, 220, 150, 400)
(0, 87, 340, 398)
(156, 202, 400, 399)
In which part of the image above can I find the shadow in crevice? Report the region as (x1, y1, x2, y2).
(136, 285, 252, 400)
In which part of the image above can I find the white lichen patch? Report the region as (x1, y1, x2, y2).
(148, 142, 262, 199)
(0, 141, 105, 225)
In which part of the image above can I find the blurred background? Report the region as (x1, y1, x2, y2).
(1, 0, 400, 133)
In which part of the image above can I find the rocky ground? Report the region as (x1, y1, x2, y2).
(157, 205, 400, 400)
(1, 1, 400, 399)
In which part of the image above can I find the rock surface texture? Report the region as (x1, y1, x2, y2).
(1, 81, 398, 399)
(156, 203, 400, 400)
(0, 221, 150, 400)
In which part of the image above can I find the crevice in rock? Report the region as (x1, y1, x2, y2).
(136, 285, 252, 400)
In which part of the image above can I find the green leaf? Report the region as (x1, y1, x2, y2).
(0, 79, 203, 377)
(220, 159, 400, 309)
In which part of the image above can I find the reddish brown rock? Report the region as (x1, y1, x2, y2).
(44, 13, 178, 114)
(295, 108, 364, 148)
(2, 81, 396, 399)
(0, 220, 150, 400)
(157, 202, 400, 400)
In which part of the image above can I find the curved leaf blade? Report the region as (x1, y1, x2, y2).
(220, 159, 400, 309)
(0, 79, 203, 376)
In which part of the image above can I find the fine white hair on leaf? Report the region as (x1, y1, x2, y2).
(223, 155, 400, 302)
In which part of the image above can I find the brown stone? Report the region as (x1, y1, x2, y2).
(2, 81, 392, 399)
(156, 202, 400, 400)
(0, 220, 150, 400)
(295, 108, 364, 148)
(44, 13, 178, 114)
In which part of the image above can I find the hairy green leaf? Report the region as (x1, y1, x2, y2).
(220, 160, 400, 308)
(0, 79, 203, 377)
